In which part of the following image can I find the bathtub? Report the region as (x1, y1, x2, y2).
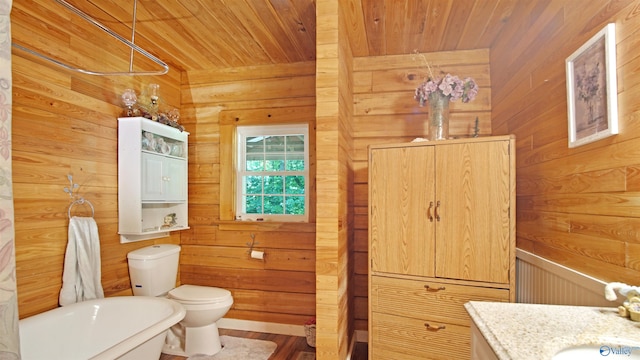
(19, 296, 185, 360)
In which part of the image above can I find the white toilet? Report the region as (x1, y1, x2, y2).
(127, 244, 233, 356)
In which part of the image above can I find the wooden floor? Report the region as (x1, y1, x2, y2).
(159, 328, 368, 360)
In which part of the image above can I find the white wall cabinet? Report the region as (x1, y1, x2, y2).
(118, 117, 189, 243)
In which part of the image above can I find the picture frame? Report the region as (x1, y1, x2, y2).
(566, 23, 618, 148)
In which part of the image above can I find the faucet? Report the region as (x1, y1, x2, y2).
(605, 282, 640, 319)
(605, 282, 634, 301)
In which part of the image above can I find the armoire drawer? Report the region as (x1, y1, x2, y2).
(371, 312, 470, 360)
(371, 275, 509, 326)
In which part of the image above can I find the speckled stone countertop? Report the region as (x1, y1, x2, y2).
(465, 301, 640, 359)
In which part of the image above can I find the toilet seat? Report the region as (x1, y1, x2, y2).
(169, 285, 232, 305)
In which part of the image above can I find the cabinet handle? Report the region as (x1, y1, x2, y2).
(162, 176, 171, 181)
(424, 323, 446, 331)
(424, 285, 446, 291)
(434, 200, 441, 221)
(427, 201, 434, 222)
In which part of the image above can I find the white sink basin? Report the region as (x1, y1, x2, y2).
(553, 341, 640, 359)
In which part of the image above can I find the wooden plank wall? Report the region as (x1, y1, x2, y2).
(315, 1, 355, 359)
(20, 1, 638, 346)
(180, 62, 317, 326)
(491, 1, 640, 284)
(337, 8, 355, 356)
(11, 0, 182, 318)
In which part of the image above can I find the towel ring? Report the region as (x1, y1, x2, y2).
(68, 198, 95, 219)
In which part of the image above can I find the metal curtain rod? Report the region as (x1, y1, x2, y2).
(12, 0, 169, 76)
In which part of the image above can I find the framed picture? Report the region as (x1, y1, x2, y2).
(566, 23, 618, 148)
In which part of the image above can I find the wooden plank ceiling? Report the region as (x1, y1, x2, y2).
(15, 0, 522, 72)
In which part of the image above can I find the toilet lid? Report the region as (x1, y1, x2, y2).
(169, 285, 232, 303)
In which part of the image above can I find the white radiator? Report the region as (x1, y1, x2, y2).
(516, 249, 621, 307)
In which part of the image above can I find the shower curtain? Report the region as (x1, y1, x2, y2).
(0, 0, 18, 359)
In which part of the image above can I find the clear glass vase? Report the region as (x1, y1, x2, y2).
(428, 91, 450, 141)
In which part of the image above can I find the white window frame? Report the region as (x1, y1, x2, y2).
(236, 124, 309, 222)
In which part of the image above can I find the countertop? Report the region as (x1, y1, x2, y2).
(465, 301, 640, 359)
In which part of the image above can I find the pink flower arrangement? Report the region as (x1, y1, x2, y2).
(305, 317, 316, 326)
(415, 73, 479, 105)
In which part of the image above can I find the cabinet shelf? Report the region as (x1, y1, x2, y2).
(118, 117, 189, 243)
(119, 225, 191, 242)
(141, 149, 185, 160)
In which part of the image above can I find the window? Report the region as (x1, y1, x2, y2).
(236, 124, 309, 222)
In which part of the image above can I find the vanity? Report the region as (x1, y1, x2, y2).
(466, 301, 640, 359)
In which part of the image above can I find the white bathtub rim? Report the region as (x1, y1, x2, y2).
(90, 296, 186, 360)
(19, 296, 185, 360)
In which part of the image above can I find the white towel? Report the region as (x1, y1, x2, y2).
(59, 216, 104, 306)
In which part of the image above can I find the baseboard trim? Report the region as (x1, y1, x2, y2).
(218, 318, 306, 337)
(346, 330, 368, 360)
(219, 318, 369, 359)
(346, 331, 357, 360)
(354, 329, 367, 343)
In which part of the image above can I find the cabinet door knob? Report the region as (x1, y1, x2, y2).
(435, 200, 441, 221)
(427, 201, 434, 222)
(424, 285, 446, 291)
(424, 323, 446, 331)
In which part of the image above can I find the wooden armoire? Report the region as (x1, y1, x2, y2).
(367, 135, 516, 360)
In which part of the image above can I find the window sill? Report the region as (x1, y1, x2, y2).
(217, 220, 316, 232)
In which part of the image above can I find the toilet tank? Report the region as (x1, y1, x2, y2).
(127, 244, 180, 296)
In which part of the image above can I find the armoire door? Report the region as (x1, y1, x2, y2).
(369, 145, 436, 277)
(434, 140, 511, 283)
